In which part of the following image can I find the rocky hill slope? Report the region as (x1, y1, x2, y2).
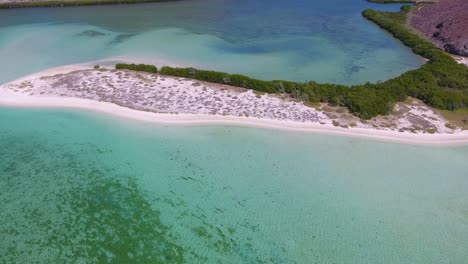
(411, 0, 468, 56)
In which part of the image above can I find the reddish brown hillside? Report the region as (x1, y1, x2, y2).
(411, 0, 468, 56)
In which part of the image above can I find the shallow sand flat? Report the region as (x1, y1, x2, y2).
(1, 66, 467, 145)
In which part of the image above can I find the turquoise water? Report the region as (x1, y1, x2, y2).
(0, 0, 423, 84)
(1, 107, 467, 263)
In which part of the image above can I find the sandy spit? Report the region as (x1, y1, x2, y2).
(1, 64, 467, 146)
(1, 92, 468, 146)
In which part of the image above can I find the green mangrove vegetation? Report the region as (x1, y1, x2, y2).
(114, 6, 467, 120)
(0, 0, 177, 9)
(362, 7, 468, 108)
(116, 63, 157, 73)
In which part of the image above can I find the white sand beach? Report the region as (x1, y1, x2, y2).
(1, 65, 467, 146)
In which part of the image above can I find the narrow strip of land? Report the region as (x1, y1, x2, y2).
(1, 64, 467, 146)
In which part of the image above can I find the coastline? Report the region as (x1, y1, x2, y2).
(1, 91, 467, 146)
(1, 63, 466, 146)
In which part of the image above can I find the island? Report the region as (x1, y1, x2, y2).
(1, 61, 467, 145)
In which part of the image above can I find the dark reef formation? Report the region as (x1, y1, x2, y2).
(411, 0, 468, 56)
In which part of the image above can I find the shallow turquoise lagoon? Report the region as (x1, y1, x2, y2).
(0, 0, 423, 84)
(1, 107, 467, 263)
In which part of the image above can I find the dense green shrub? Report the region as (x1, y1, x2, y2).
(362, 7, 468, 112)
(115, 63, 157, 73)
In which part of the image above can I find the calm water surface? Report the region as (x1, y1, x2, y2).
(0, 0, 423, 84)
(1, 107, 467, 263)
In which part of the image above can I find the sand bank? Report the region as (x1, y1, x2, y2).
(1, 91, 468, 146)
(1, 66, 467, 146)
